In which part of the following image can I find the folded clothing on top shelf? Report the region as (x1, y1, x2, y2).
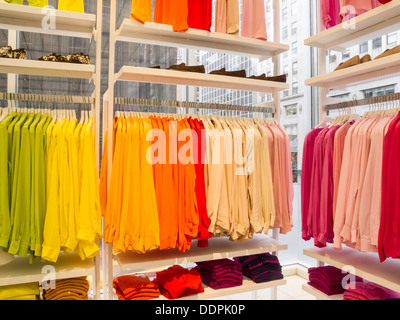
(308, 266, 362, 296)
(344, 281, 400, 300)
(0, 46, 27, 60)
(38, 52, 91, 64)
(195, 258, 243, 289)
(153, 265, 204, 300)
(0, 282, 40, 300)
(42, 276, 90, 300)
(233, 253, 284, 284)
(113, 274, 160, 300)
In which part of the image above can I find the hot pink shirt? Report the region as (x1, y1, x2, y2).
(318, 125, 341, 246)
(301, 128, 323, 241)
(321, 0, 341, 30)
(340, 0, 382, 20)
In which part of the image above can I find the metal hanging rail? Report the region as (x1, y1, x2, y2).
(0, 92, 95, 104)
(113, 97, 276, 114)
(324, 92, 400, 113)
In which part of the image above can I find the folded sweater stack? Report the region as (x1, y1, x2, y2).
(0, 282, 40, 300)
(153, 265, 204, 300)
(195, 258, 243, 289)
(113, 274, 160, 300)
(43, 276, 89, 300)
(308, 266, 362, 296)
(344, 281, 400, 300)
(234, 253, 284, 284)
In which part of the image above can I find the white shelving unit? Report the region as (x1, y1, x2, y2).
(158, 278, 287, 301)
(0, 1, 103, 299)
(103, 0, 289, 301)
(301, 283, 342, 301)
(304, 246, 400, 294)
(116, 235, 287, 272)
(116, 19, 289, 61)
(115, 66, 289, 93)
(305, 0, 400, 119)
(304, 0, 400, 52)
(0, 2, 96, 38)
(0, 58, 96, 79)
(305, 52, 400, 89)
(303, 0, 400, 300)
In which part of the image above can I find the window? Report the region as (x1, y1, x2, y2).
(282, 26, 288, 40)
(292, 61, 298, 75)
(387, 32, 397, 46)
(292, 41, 298, 55)
(329, 52, 337, 64)
(359, 42, 368, 54)
(285, 104, 298, 116)
(282, 7, 288, 21)
(283, 90, 289, 97)
(283, 64, 289, 77)
(284, 125, 298, 142)
(363, 84, 396, 98)
(291, 2, 298, 17)
(282, 51, 289, 60)
(292, 82, 299, 95)
(291, 21, 297, 35)
(342, 49, 350, 60)
(373, 37, 382, 49)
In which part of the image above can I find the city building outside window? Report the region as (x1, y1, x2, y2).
(363, 84, 396, 98)
(359, 42, 368, 54)
(292, 82, 299, 95)
(282, 26, 288, 41)
(373, 37, 382, 49)
(342, 49, 350, 60)
(291, 21, 297, 35)
(387, 32, 397, 46)
(292, 61, 298, 75)
(292, 41, 298, 55)
(285, 104, 298, 116)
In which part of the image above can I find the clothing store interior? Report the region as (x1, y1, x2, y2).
(0, 0, 400, 303)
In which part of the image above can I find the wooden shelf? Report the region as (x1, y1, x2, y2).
(156, 278, 287, 301)
(304, 1, 400, 52)
(115, 235, 287, 272)
(305, 52, 400, 89)
(115, 66, 289, 93)
(116, 20, 288, 61)
(0, 58, 95, 79)
(0, 2, 96, 39)
(301, 284, 342, 301)
(0, 254, 95, 287)
(304, 245, 400, 293)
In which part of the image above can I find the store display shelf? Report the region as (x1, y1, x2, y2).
(304, 245, 400, 293)
(304, 1, 400, 52)
(116, 19, 288, 61)
(0, 254, 95, 287)
(115, 66, 289, 93)
(116, 235, 288, 272)
(0, 2, 96, 38)
(301, 284, 342, 301)
(156, 278, 287, 301)
(0, 58, 95, 79)
(305, 52, 400, 89)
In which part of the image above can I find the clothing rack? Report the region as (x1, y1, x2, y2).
(113, 97, 276, 115)
(0, 92, 95, 105)
(324, 92, 400, 114)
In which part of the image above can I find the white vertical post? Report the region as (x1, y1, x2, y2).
(104, 0, 117, 301)
(92, 0, 103, 301)
(7, 30, 17, 107)
(272, 0, 281, 123)
(271, 0, 281, 301)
